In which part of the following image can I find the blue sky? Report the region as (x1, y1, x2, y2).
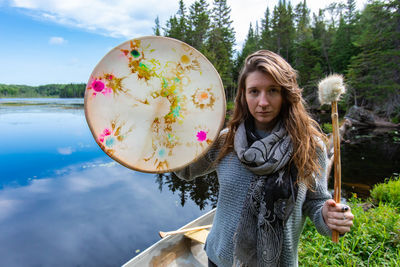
(0, 0, 367, 86)
(0, 4, 128, 85)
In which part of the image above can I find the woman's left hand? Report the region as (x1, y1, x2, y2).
(322, 199, 354, 234)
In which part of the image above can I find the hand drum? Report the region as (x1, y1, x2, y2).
(85, 36, 226, 173)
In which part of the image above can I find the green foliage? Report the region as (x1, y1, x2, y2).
(155, 172, 219, 209)
(233, 22, 260, 82)
(270, 0, 295, 61)
(187, 0, 210, 52)
(205, 0, 236, 97)
(226, 101, 234, 112)
(346, 0, 400, 117)
(0, 83, 86, 98)
(260, 7, 272, 50)
(321, 123, 333, 133)
(0, 84, 31, 96)
(329, 1, 360, 74)
(299, 196, 400, 266)
(153, 16, 161, 36)
(371, 175, 400, 207)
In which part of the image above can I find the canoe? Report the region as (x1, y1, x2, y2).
(123, 208, 215, 267)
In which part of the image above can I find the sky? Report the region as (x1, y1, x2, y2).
(0, 0, 368, 86)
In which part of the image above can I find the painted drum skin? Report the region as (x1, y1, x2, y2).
(85, 36, 226, 173)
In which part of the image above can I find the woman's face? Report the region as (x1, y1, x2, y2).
(245, 71, 283, 131)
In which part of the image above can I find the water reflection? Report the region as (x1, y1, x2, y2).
(156, 172, 219, 210)
(0, 160, 211, 267)
(0, 99, 212, 267)
(340, 127, 400, 198)
(0, 105, 98, 188)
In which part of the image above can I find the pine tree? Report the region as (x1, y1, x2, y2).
(344, 0, 357, 24)
(324, 2, 346, 29)
(163, 0, 188, 41)
(234, 23, 260, 83)
(294, 0, 311, 42)
(329, 0, 360, 73)
(153, 16, 161, 36)
(204, 0, 236, 100)
(164, 15, 181, 39)
(270, 0, 295, 61)
(260, 7, 273, 49)
(187, 0, 210, 51)
(292, 0, 321, 102)
(312, 9, 333, 73)
(177, 0, 188, 42)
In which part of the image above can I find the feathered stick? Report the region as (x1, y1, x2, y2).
(318, 74, 346, 243)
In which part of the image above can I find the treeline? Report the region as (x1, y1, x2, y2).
(0, 83, 86, 98)
(156, 0, 400, 120)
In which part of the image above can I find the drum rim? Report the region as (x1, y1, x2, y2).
(84, 36, 226, 173)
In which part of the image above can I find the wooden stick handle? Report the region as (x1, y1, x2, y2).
(331, 101, 341, 243)
(159, 224, 212, 238)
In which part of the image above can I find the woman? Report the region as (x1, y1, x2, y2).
(176, 50, 353, 267)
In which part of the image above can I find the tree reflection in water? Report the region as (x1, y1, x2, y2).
(155, 171, 219, 210)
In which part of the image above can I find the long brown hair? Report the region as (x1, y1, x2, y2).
(217, 50, 327, 189)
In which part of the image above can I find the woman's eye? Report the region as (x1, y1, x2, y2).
(269, 87, 280, 94)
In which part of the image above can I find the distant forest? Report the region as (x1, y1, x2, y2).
(1, 0, 399, 120)
(0, 83, 86, 98)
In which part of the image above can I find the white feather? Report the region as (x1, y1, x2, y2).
(318, 74, 346, 105)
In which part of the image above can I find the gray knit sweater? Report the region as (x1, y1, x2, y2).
(175, 135, 332, 267)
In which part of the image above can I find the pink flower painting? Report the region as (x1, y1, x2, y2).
(89, 78, 113, 96)
(196, 130, 207, 142)
(99, 128, 112, 143)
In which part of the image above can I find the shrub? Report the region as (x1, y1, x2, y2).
(370, 175, 400, 207)
(321, 123, 333, 134)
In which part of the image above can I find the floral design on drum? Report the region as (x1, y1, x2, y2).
(85, 36, 225, 173)
(97, 120, 133, 157)
(87, 73, 127, 97)
(192, 88, 216, 109)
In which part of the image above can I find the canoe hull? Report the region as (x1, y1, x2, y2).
(123, 208, 215, 267)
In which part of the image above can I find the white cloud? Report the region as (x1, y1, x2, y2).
(0, 199, 20, 221)
(49, 36, 66, 45)
(10, 0, 367, 51)
(57, 146, 75, 154)
(10, 0, 180, 39)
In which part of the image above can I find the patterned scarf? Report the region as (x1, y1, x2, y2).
(233, 120, 298, 267)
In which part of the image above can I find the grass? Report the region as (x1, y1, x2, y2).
(299, 176, 400, 266)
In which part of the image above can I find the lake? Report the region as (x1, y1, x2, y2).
(0, 98, 213, 267)
(0, 98, 399, 267)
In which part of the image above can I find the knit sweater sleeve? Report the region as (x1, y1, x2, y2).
(173, 130, 225, 181)
(302, 141, 333, 237)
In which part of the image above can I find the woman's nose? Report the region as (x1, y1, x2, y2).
(258, 92, 269, 107)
